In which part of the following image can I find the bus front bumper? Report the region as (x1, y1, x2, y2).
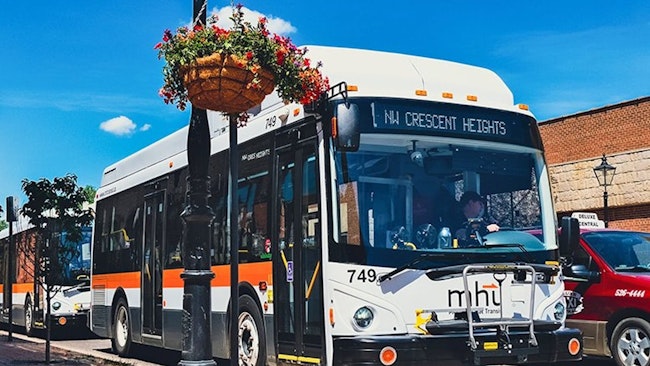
(333, 327, 582, 365)
(50, 311, 89, 329)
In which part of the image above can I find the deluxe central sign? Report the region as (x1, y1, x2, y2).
(571, 212, 605, 228)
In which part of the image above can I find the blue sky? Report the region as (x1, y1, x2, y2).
(1, 1, 648, 214)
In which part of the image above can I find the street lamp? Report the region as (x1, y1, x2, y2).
(593, 154, 616, 227)
(178, 1, 217, 365)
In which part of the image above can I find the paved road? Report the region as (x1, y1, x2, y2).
(2, 324, 617, 366)
(1, 326, 176, 366)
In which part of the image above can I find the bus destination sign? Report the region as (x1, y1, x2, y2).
(371, 101, 537, 147)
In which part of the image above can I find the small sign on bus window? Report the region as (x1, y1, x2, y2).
(287, 261, 294, 283)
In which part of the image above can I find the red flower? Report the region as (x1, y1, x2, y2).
(276, 50, 285, 65)
(163, 29, 172, 42)
(157, 5, 329, 112)
(154, 42, 162, 50)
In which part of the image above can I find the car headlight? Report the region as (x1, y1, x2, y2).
(353, 306, 374, 329)
(52, 302, 61, 311)
(554, 301, 566, 321)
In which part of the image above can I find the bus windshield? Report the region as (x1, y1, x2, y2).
(330, 99, 555, 268)
(50, 228, 92, 286)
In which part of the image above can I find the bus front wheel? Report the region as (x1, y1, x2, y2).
(24, 297, 34, 337)
(112, 298, 132, 357)
(238, 294, 266, 366)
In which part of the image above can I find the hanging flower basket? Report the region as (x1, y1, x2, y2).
(156, 4, 329, 114)
(182, 53, 275, 113)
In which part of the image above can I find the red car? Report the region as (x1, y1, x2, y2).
(563, 227, 650, 366)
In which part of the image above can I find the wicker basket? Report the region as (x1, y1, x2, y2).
(182, 53, 275, 113)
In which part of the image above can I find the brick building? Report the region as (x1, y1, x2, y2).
(538, 96, 650, 231)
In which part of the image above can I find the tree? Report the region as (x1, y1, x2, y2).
(20, 173, 93, 364)
(0, 204, 5, 231)
(82, 185, 97, 204)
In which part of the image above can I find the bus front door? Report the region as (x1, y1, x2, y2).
(142, 190, 164, 337)
(273, 137, 325, 365)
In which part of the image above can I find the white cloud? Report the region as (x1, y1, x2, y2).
(100, 116, 137, 136)
(140, 123, 151, 132)
(208, 6, 296, 36)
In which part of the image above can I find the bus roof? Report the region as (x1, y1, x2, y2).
(97, 46, 531, 196)
(0, 215, 34, 239)
(306, 46, 518, 110)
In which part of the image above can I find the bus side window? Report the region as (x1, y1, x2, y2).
(237, 139, 272, 262)
(94, 188, 143, 274)
(165, 171, 186, 269)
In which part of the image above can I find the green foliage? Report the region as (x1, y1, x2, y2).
(0, 204, 5, 231)
(83, 185, 97, 204)
(21, 173, 94, 249)
(156, 4, 328, 111)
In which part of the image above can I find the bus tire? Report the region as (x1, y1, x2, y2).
(24, 297, 34, 337)
(111, 298, 132, 357)
(238, 294, 266, 366)
(611, 317, 650, 366)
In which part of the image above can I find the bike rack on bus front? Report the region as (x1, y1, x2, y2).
(462, 263, 538, 364)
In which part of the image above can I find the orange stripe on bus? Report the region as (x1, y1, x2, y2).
(13, 283, 35, 294)
(164, 262, 273, 288)
(0, 283, 35, 294)
(93, 262, 272, 289)
(93, 272, 141, 289)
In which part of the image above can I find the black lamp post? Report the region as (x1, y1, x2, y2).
(178, 1, 217, 365)
(593, 154, 616, 228)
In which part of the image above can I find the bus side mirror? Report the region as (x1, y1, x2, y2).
(334, 103, 360, 151)
(559, 216, 580, 258)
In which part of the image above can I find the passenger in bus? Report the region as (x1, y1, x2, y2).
(452, 191, 500, 244)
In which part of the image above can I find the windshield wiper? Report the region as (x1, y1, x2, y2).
(425, 264, 471, 280)
(616, 265, 650, 273)
(479, 242, 534, 263)
(63, 280, 91, 295)
(378, 253, 446, 283)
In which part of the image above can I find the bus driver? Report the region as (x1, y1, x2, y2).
(453, 191, 500, 243)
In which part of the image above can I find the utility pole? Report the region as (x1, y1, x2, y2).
(5, 196, 17, 342)
(228, 113, 239, 366)
(178, 1, 217, 364)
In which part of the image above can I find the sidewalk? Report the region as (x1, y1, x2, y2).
(0, 330, 127, 366)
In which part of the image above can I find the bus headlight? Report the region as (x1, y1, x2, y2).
(554, 302, 566, 321)
(52, 302, 61, 311)
(353, 306, 374, 329)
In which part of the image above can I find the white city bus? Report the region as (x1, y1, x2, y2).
(1, 217, 92, 335)
(90, 46, 582, 365)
